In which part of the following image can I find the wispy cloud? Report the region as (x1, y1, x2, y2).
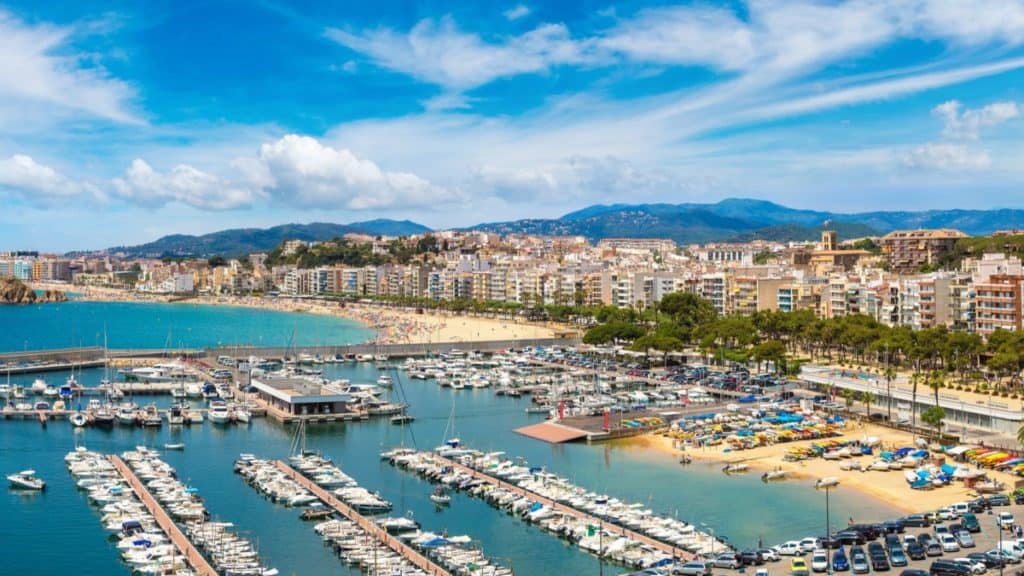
(0, 9, 141, 126)
(934, 99, 1020, 140)
(503, 4, 531, 21)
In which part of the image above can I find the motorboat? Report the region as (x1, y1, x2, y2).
(7, 470, 45, 491)
(117, 405, 137, 425)
(70, 412, 88, 428)
(722, 463, 749, 474)
(390, 414, 415, 425)
(167, 405, 185, 426)
(30, 379, 47, 394)
(42, 385, 59, 398)
(208, 401, 231, 425)
(163, 443, 185, 451)
(430, 487, 451, 505)
(815, 477, 840, 489)
(376, 375, 394, 387)
(141, 404, 162, 427)
(93, 406, 116, 427)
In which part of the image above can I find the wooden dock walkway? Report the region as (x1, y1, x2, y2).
(429, 452, 698, 562)
(108, 455, 219, 576)
(272, 460, 452, 576)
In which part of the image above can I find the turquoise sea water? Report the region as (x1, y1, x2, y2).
(0, 301, 373, 351)
(0, 304, 896, 575)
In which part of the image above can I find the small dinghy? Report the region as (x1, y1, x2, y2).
(163, 443, 185, 451)
(761, 469, 786, 482)
(429, 487, 451, 505)
(723, 463, 749, 474)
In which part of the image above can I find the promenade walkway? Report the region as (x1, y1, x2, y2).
(272, 460, 452, 576)
(109, 455, 218, 576)
(427, 452, 699, 561)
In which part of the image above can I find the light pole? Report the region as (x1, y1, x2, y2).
(816, 478, 840, 576)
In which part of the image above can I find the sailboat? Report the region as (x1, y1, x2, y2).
(434, 398, 463, 457)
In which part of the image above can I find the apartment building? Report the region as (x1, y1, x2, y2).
(973, 274, 1024, 336)
(880, 229, 966, 273)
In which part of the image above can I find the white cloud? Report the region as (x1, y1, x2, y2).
(112, 159, 255, 210)
(503, 5, 531, 21)
(902, 142, 991, 170)
(933, 99, 1020, 139)
(598, 5, 754, 71)
(0, 9, 140, 126)
(0, 154, 97, 204)
(325, 16, 591, 100)
(251, 134, 459, 209)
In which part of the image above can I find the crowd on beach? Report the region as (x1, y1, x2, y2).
(32, 283, 555, 345)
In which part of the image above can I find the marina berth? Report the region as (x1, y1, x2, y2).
(384, 444, 727, 568)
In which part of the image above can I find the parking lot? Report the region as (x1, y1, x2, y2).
(705, 500, 1024, 576)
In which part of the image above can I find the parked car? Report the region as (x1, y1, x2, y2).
(792, 558, 810, 576)
(833, 547, 850, 572)
(999, 511, 1016, 528)
(837, 531, 866, 546)
(884, 520, 906, 534)
(950, 558, 986, 574)
(988, 494, 1011, 507)
(673, 561, 712, 576)
(890, 546, 909, 567)
(954, 531, 975, 548)
(714, 554, 741, 569)
(937, 508, 957, 521)
(800, 538, 821, 553)
(740, 550, 766, 566)
(940, 534, 961, 553)
(928, 559, 972, 576)
(900, 571, 929, 576)
(870, 552, 891, 572)
(758, 548, 781, 562)
(905, 515, 931, 527)
(778, 541, 803, 556)
(907, 541, 927, 560)
(812, 549, 830, 573)
(926, 541, 944, 557)
(851, 546, 870, 574)
(967, 551, 1006, 569)
(961, 513, 981, 533)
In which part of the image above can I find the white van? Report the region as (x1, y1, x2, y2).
(998, 541, 1024, 560)
(951, 502, 970, 516)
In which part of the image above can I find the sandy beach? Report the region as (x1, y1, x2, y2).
(622, 423, 1018, 514)
(33, 283, 560, 345)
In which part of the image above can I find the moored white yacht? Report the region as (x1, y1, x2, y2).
(7, 470, 45, 490)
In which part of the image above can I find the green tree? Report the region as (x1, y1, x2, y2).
(752, 340, 786, 374)
(840, 388, 855, 412)
(861, 391, 876, 419)
(921, 405, 945, 439)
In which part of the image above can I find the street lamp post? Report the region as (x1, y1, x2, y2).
(816, 479, 840, 576)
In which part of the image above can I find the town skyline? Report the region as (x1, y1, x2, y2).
(2, 1, 1024, 250)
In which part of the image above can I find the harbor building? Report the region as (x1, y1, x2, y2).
(250, 376, 354, 417)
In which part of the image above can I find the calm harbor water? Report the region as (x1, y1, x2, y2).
(0, 300, 373, 351)
(1, 304, 896, 575)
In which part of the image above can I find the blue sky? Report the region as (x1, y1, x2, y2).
(1, 0, 1024, 251)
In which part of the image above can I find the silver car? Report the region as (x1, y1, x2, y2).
(673, 561, 712, 576)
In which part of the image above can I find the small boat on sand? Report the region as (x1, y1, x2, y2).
(761, 469, 786, 482)
(723, 463, 749, 474)
(815, 477, 840, 489)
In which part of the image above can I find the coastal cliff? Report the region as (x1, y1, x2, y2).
(0, 278, 67, 304)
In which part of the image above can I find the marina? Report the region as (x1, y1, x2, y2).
(0, 303, 900, 576)
(384, 444, 726, 568)
(270, 459, 452, 576)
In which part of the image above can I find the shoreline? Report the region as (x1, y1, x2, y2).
(31, 283, 560, 346)
(619, 423, 1017, 515)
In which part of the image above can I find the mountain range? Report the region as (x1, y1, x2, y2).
(101, 199, 1024, 257)
(106, 220, 430, 258)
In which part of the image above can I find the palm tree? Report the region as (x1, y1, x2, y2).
(884, 364, 896, 424)
(910, 369, 921, 429)
(1017, 422, 1024, 449)
(928, 371, 943, 408)
(862, 391, 876, 420)
(840, 388, 856, 412)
